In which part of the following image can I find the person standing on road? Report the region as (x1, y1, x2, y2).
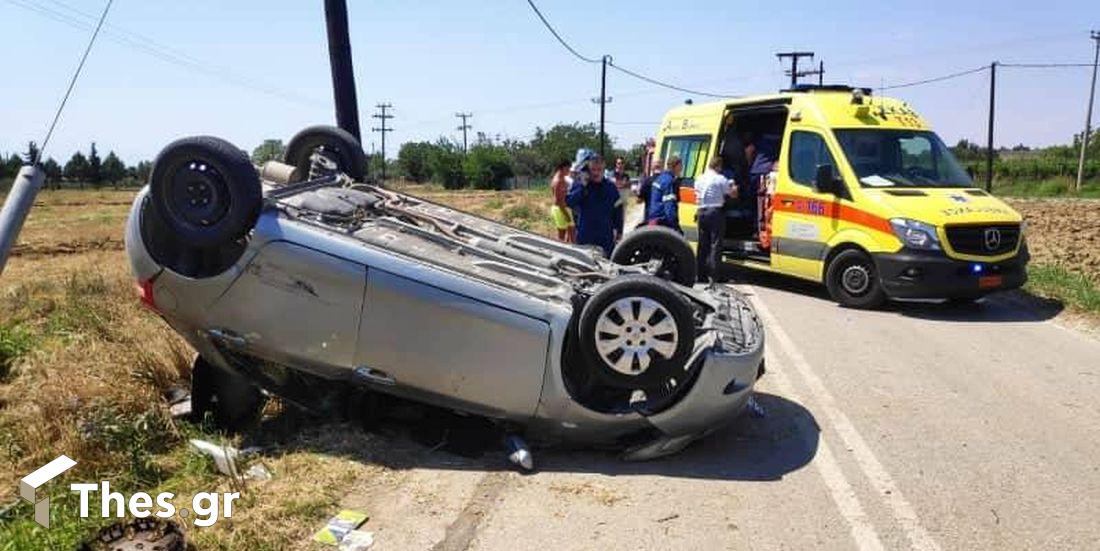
(645, 155, 683, 233)
(694, 155, 738, 283)
(566, 149, 623, 257)
(548, 160, 575, 243)
(636, 157, 664, 216)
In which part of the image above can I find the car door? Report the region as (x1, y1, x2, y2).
(771, 129, 847, 280)
(353, 269, 551, 420)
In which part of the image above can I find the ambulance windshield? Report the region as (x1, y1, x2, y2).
(834, 129, 974, 188)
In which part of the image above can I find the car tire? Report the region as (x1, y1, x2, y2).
(578, 275, 695, 390)
(611, 226, 697, 286)
(825, 249, 887, 309)
(149, 136, 262, 249)
(284, 125, 366, 182)
(190, 356, 266, 432)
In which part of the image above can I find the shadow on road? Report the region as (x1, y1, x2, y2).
(724, 264, 1062, 323)
(245, 391, 819, 482)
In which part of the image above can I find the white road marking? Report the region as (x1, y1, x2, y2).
(762, 346, 886, 551)
(747, 289, 942, 551)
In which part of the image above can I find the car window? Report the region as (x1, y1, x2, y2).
(661, 135, 711, 181)
(788, 131, 839, 187)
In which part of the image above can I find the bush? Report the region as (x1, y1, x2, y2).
(464, 145, 514, 190)
(398, 142, 434, 183)
(427, 140, 466, 190)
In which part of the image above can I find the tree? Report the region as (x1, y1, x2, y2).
(130, 160, 153, 184)
(1, 154, 23, 179)
(427, 139, 466, 190)
(463, 144, 514, 190)
(526, 123, 606, 177)
(101, 151, 127, 186)
(87, 143, 103, 187)
(397, 142, 434, 183)
(64, 151, 90, 186)
(24, 141, 39, 165)
(41, 158, 62, 188)
(251, 139, 285, 164)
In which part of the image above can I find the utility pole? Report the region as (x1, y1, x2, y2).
(1076, 31, 1100, 192)
(323, 0, 361, 142)
(371, 103, 394, 182)
(776, 52, 817, 89)
(593, 55, 613, 159)
(455, 112, 473, 155)
(986, 62, 997, 192)
(818, 60, 825, 86)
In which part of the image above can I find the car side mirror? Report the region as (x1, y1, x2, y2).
(814, 164, 840, 195)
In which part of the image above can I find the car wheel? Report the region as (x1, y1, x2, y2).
(578, 275, 695, 390)
(284, 125, 366, 182)
(149, 136, 262, 249)
(190, 356, 266, 432)
(611, 226, 697, 286)
(825, 249, 887, 309)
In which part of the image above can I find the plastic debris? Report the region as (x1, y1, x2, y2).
(168, 399, 192, 418)
(245, 464, 272, 481)
(338, 530, 375, 551)
(313, 510, 369, 546)
(505, 435, 534, 471)
(189, 439, 240, 477)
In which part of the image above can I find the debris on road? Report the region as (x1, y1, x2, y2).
(656, 514, 680, 523)
(313, 510, 370, 546)
(338, 530, 375, 550)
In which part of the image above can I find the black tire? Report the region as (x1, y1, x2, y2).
(825, 249, 887, 309)
(284, 125, 366, 182)
(149, 136, 261, 249)
(190, 356, 266, 432)
(578, 275, 695, 390)
(611, 226, 697, 286)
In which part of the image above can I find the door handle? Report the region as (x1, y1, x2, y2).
(207, 328, 248, 348)
(354, 366, 396, 386)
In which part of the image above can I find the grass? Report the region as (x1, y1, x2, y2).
(992, 177, 1100, 198)
(1025, 264, 1100, 316)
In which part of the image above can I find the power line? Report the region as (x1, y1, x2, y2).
(878, 65, 989, 90)
(38, 0, 113, 162)
(522, 0, 599, 64)
(1000, 62, 1095, 68)
(607, 61, 731, 98)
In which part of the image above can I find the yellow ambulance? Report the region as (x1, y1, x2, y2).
(653, 85, 1028, 308)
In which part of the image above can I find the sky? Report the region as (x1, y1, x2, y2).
(0, 0, 1097, 165)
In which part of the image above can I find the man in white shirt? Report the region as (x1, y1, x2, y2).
(694, 155, 738, 283)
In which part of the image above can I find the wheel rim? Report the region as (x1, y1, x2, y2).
(167, 160, 230, 227)
(594, 297, 679, 376)
(626, 246, 679, 281)
(841, 263, 872, 296)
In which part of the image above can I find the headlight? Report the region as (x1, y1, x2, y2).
(890, 218, 941, 250)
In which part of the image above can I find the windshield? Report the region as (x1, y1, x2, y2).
(834, 129, 973, 188)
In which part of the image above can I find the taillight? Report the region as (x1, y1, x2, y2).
(137, 278, 158, 312)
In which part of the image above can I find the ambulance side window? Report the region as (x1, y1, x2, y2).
(661, 135, 711, 182)
(788, 131, 839, 188)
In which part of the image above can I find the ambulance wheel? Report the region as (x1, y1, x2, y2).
(826, 249, 886, 309)
(578, 275, 695, 390)
(611, 226, 697, 286)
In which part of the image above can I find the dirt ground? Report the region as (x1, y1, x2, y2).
(1007, 198, 1100, 284)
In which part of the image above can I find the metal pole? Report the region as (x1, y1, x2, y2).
(818, 60, 824, 86)
(1076, 31, 1100, 192)
(599, 55, 609, 158)
(324, 0, 361, 142)
(0, 166, 46, 275)
(986, 62, 997, 192)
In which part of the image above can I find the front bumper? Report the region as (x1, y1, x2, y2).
(875, 244, 1029, 299)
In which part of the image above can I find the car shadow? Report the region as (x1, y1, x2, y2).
(243, 391, 819, 482)
(722, 264, 1062, 323)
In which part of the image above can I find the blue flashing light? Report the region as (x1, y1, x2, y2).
(971, 264, 984, 274)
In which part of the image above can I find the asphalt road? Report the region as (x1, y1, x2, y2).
(340, 273, 1100, 551)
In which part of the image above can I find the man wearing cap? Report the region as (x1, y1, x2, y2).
(566, 149, 623, 257)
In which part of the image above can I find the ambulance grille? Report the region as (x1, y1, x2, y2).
(944, 224, 1020, 256)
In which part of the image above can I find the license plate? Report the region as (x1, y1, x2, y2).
(978, 275, 1003, 289)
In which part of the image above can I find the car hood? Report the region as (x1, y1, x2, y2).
(861, 188, 1023, 227)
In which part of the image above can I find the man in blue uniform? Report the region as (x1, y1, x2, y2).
(645, 155, 682, 233)
(566, 149, 623, 257)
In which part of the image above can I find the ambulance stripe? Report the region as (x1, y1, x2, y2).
(772, 193, 893, 235)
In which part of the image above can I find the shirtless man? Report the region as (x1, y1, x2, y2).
(548, 160, 575, 243)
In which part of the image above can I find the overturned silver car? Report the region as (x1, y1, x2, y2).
(125, 126, 764, 460)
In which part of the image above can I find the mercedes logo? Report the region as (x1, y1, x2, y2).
(983, 228, 1002, 251)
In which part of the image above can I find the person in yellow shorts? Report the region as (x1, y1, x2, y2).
(548, 160, 575, 242)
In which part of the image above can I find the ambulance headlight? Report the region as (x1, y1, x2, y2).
(890, 218, 941, 250)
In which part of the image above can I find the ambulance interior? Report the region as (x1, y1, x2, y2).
(717, 105, 788, 260)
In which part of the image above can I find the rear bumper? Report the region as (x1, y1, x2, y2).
(875, 244, 1029, 299)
